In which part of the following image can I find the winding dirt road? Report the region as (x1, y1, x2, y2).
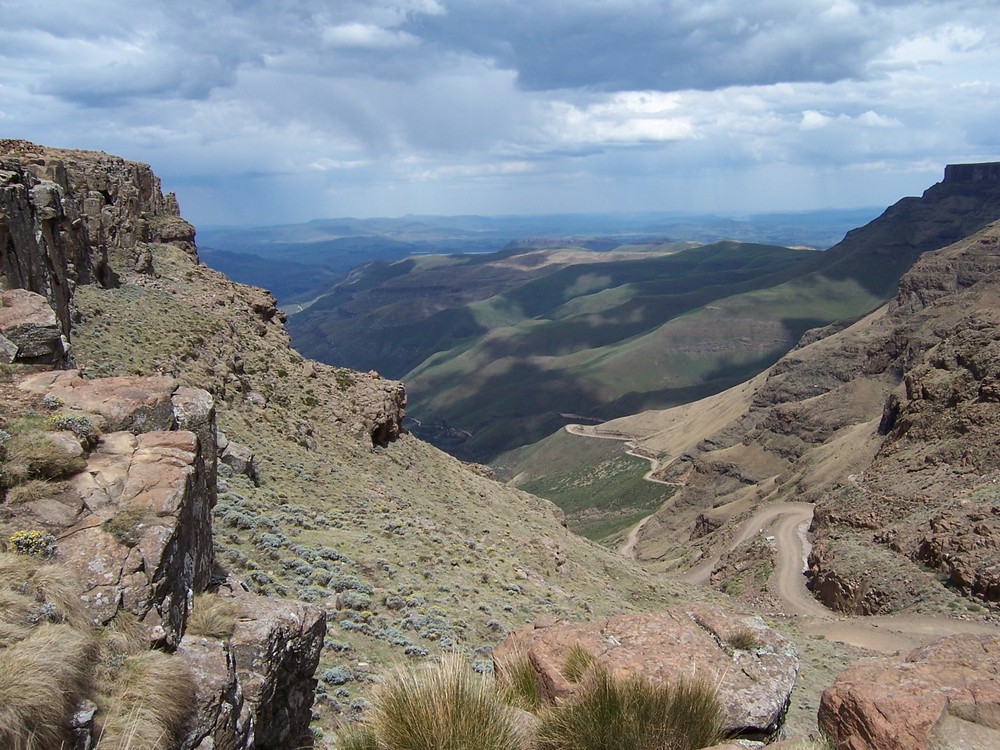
(567, 422, 1000, 653)
(686, 500, 1000, 653)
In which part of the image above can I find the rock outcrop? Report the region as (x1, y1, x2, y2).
(819, 634, 1000, 750)
(0, 288, 69, 365)
(1, 139, 196, 336)
(0, 143, 329, 747)
(630, 216, 1000, 614)
(494, 604, 798, 740)
(179, 578, 325, 750)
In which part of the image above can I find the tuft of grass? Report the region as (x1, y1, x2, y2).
(727, 627, 762, 652)
(561, 643, 595, 683)
(534, 664, 724, 750)
(355, 654, 528, 750)
(495, 646, 545, 712)
(0, 623, 97, 750)
(103, 504, 159, 548)
(0, 553, 88, 634)
(337, 729, 379, 750)
(95, 650, 196, 750)
(5, 479, 60, 504)
(2, 426, 86, 486)
(186, 592, 240, 639)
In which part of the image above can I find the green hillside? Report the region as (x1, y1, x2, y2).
(289, 171, 1000, 462)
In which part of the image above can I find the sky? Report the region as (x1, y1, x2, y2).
(1, 0, 999, 227)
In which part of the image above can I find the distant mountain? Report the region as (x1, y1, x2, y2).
(198, 209, 878, 304)
(288, 166, 1000, 463)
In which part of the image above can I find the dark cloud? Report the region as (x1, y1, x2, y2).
(406, 0, 887, 91)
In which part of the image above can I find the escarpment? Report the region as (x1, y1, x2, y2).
(0, 143, 329, 748)
(630, 214, 1000, 617)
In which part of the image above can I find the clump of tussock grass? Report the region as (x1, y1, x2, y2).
(0, 623, 98, 750)
(5, 478, 60, 504)
(343, 654, 529, 750)
(534, 664, 724, 750)
(2, 425, 87, 486)
(727, 626, 762, 652)
(494, 645, 545, 712)
(186, 592, 240, 639)
(0, 552, 89, 639)
(561, 643, 595, 683)
(95, 651, 196, 750)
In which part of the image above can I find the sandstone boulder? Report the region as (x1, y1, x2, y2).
(178, 577, 326, 750)
(220, 437, 258, 483)
(19, 369, 177, 433)
(0, 288, 68, 365)
(494, 604, 798, 740)
(819, 633, 1000, 750)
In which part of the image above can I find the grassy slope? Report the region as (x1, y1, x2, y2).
(69, 242, 698, 741)
(406, 268, 881, 459)
(503, 431, 674, 547)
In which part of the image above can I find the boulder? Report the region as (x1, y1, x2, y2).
(493, 604, 798, 740)
(20, 369, 177, 433)
(819, 633, 1000, 750)
(0, 288, 68, 365)
(220, 438, 258, 483)
(178, 578, 326, 749)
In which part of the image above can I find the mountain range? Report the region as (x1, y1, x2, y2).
(288, 165, 1000, 462)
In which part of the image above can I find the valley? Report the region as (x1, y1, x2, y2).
(3, 140, 1000, 749)
(287, 165, 1000, 466)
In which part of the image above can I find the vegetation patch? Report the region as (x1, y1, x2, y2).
(561, 643, 595, 683)
(343, 655, 526, 750)
(535, 664, 724, 750)
(187, 592, 240, 640)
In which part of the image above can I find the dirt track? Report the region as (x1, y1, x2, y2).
(567, 422, 1000, 654)
(685, 500, 1000, 653)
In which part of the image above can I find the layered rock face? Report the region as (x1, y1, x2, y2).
(819, 634, 1000, 750)
(0, 139, 196, 335)
(495, 604, 799, 740)
(0, 143, 326, 749)
(635, 216, 1000, 615)
(0, 288, 69, 365)
(179, 577, 326, 750)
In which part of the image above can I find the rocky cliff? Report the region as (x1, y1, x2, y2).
(0, 143, 325, 748)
